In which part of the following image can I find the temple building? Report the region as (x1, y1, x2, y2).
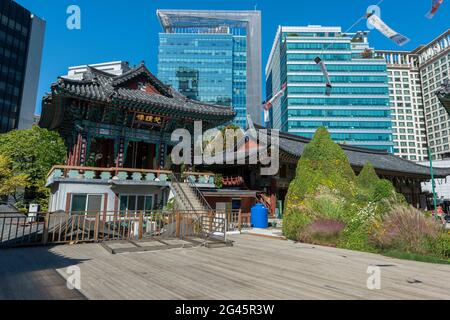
(39, 60, 450, 217)
(39, 61, 235, 214)
(201, 125, 450, 215)
(40, 61, 235, 169)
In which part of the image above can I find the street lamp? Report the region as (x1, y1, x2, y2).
(427, 148, 437, 212)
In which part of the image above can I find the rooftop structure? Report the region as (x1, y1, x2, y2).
(157, 10, 262, 127)
(65, 61, 131, 80)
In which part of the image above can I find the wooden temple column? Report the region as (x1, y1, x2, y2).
(79, 134, 88, 166)
(157, 130, 167, 170)
(67, 133, 87, 166)
(113, 135, 126, 169)
(158, 142, 166, 169)
(270, 178, 277, 217)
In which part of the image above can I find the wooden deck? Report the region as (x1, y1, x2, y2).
(1, 234, 449, 300)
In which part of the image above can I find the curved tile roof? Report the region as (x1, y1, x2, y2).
(50, 63, 236, 119)
(256, 125, 450, 179)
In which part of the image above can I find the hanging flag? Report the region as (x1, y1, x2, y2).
(314, 57, 333, 96)
(426, 0, 444, 19)
(246, 113, 258, 140)
(366, 13, 410, 46)
(263, 83, 287, 111)
(263, 83, 287, 124)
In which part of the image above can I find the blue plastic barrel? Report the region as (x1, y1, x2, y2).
(251, 203, 269, 228)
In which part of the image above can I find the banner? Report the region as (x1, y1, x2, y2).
(367, 13, 410, 46)
(314, 57, 333, 96)
(426, 0, 444, 19)
(263, 83, 287, 111)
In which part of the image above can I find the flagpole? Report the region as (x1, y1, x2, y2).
(428, 148, 437, 213)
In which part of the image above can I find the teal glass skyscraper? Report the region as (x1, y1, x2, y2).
(157, 10, 262, 128)
(266, 26, 393, 152)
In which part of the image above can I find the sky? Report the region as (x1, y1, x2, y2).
(15, 0, 450, 115)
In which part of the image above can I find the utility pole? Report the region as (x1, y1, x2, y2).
(428, 148, 437, 212)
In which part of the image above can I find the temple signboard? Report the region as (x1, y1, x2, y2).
(132, 112, 166, 127)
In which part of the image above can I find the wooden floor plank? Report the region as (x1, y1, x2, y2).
(1, 234, 449, 300)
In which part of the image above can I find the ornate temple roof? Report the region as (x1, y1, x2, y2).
(274, 128, 450, 179)
(42, 62, 236, 123)
(238, 125, 450, 180)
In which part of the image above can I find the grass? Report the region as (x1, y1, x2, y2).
(383, 250, 450, 265)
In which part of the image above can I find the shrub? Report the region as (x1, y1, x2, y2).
(371, 205, 442, 255)
(308, 186, 346, 220)
(299, 219, 345, 245)
(427, 232, 450, 260)
(373, 180, 397, 202)
(356, 162, 380, 191)
(340, 225, 377, 252)
(356, 162, 399, 203)
(282, 128, 415, 262)
(285, 127, 355, 217)
(339, 202, 379, 252)
(283, 210, 311, 240)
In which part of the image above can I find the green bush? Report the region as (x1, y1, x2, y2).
(308, 187, 346, 220)
(283, 210, 311, 240)
(370, 205, 442, 256)
(356, 162, 380, 190)
(282, 127, 447, 264)
(427, 232, 450, 260)
(299, 219, 345, 245)
(284, 127, 355, 217)
(340, 226, 377, 252)
(356, 162, 399, 203)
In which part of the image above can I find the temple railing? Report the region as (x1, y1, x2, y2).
(0, 210, 231, 248)
(46, 165, 173, 184)
(182, 171, 216, 187)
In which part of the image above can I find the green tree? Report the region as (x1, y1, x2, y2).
(0, 155, 29, 199)
(0, 126, 66, 209)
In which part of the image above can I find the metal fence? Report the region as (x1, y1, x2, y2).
(0, 210, 235, 248)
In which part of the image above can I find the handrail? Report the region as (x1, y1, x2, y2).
(170, 173, 196, 212)
(183, 171, 216, 177)
(184, 175, 213, 211)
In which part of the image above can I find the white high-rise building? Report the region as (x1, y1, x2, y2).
(379, 30, 450, 200)
(375, 51, 428, 161)
(416, 30, 450, 161)
(377, 29, 450, 162)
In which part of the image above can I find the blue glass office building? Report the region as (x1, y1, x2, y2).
(266, 26, 393, 152)
(157, 10, 262, 128)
